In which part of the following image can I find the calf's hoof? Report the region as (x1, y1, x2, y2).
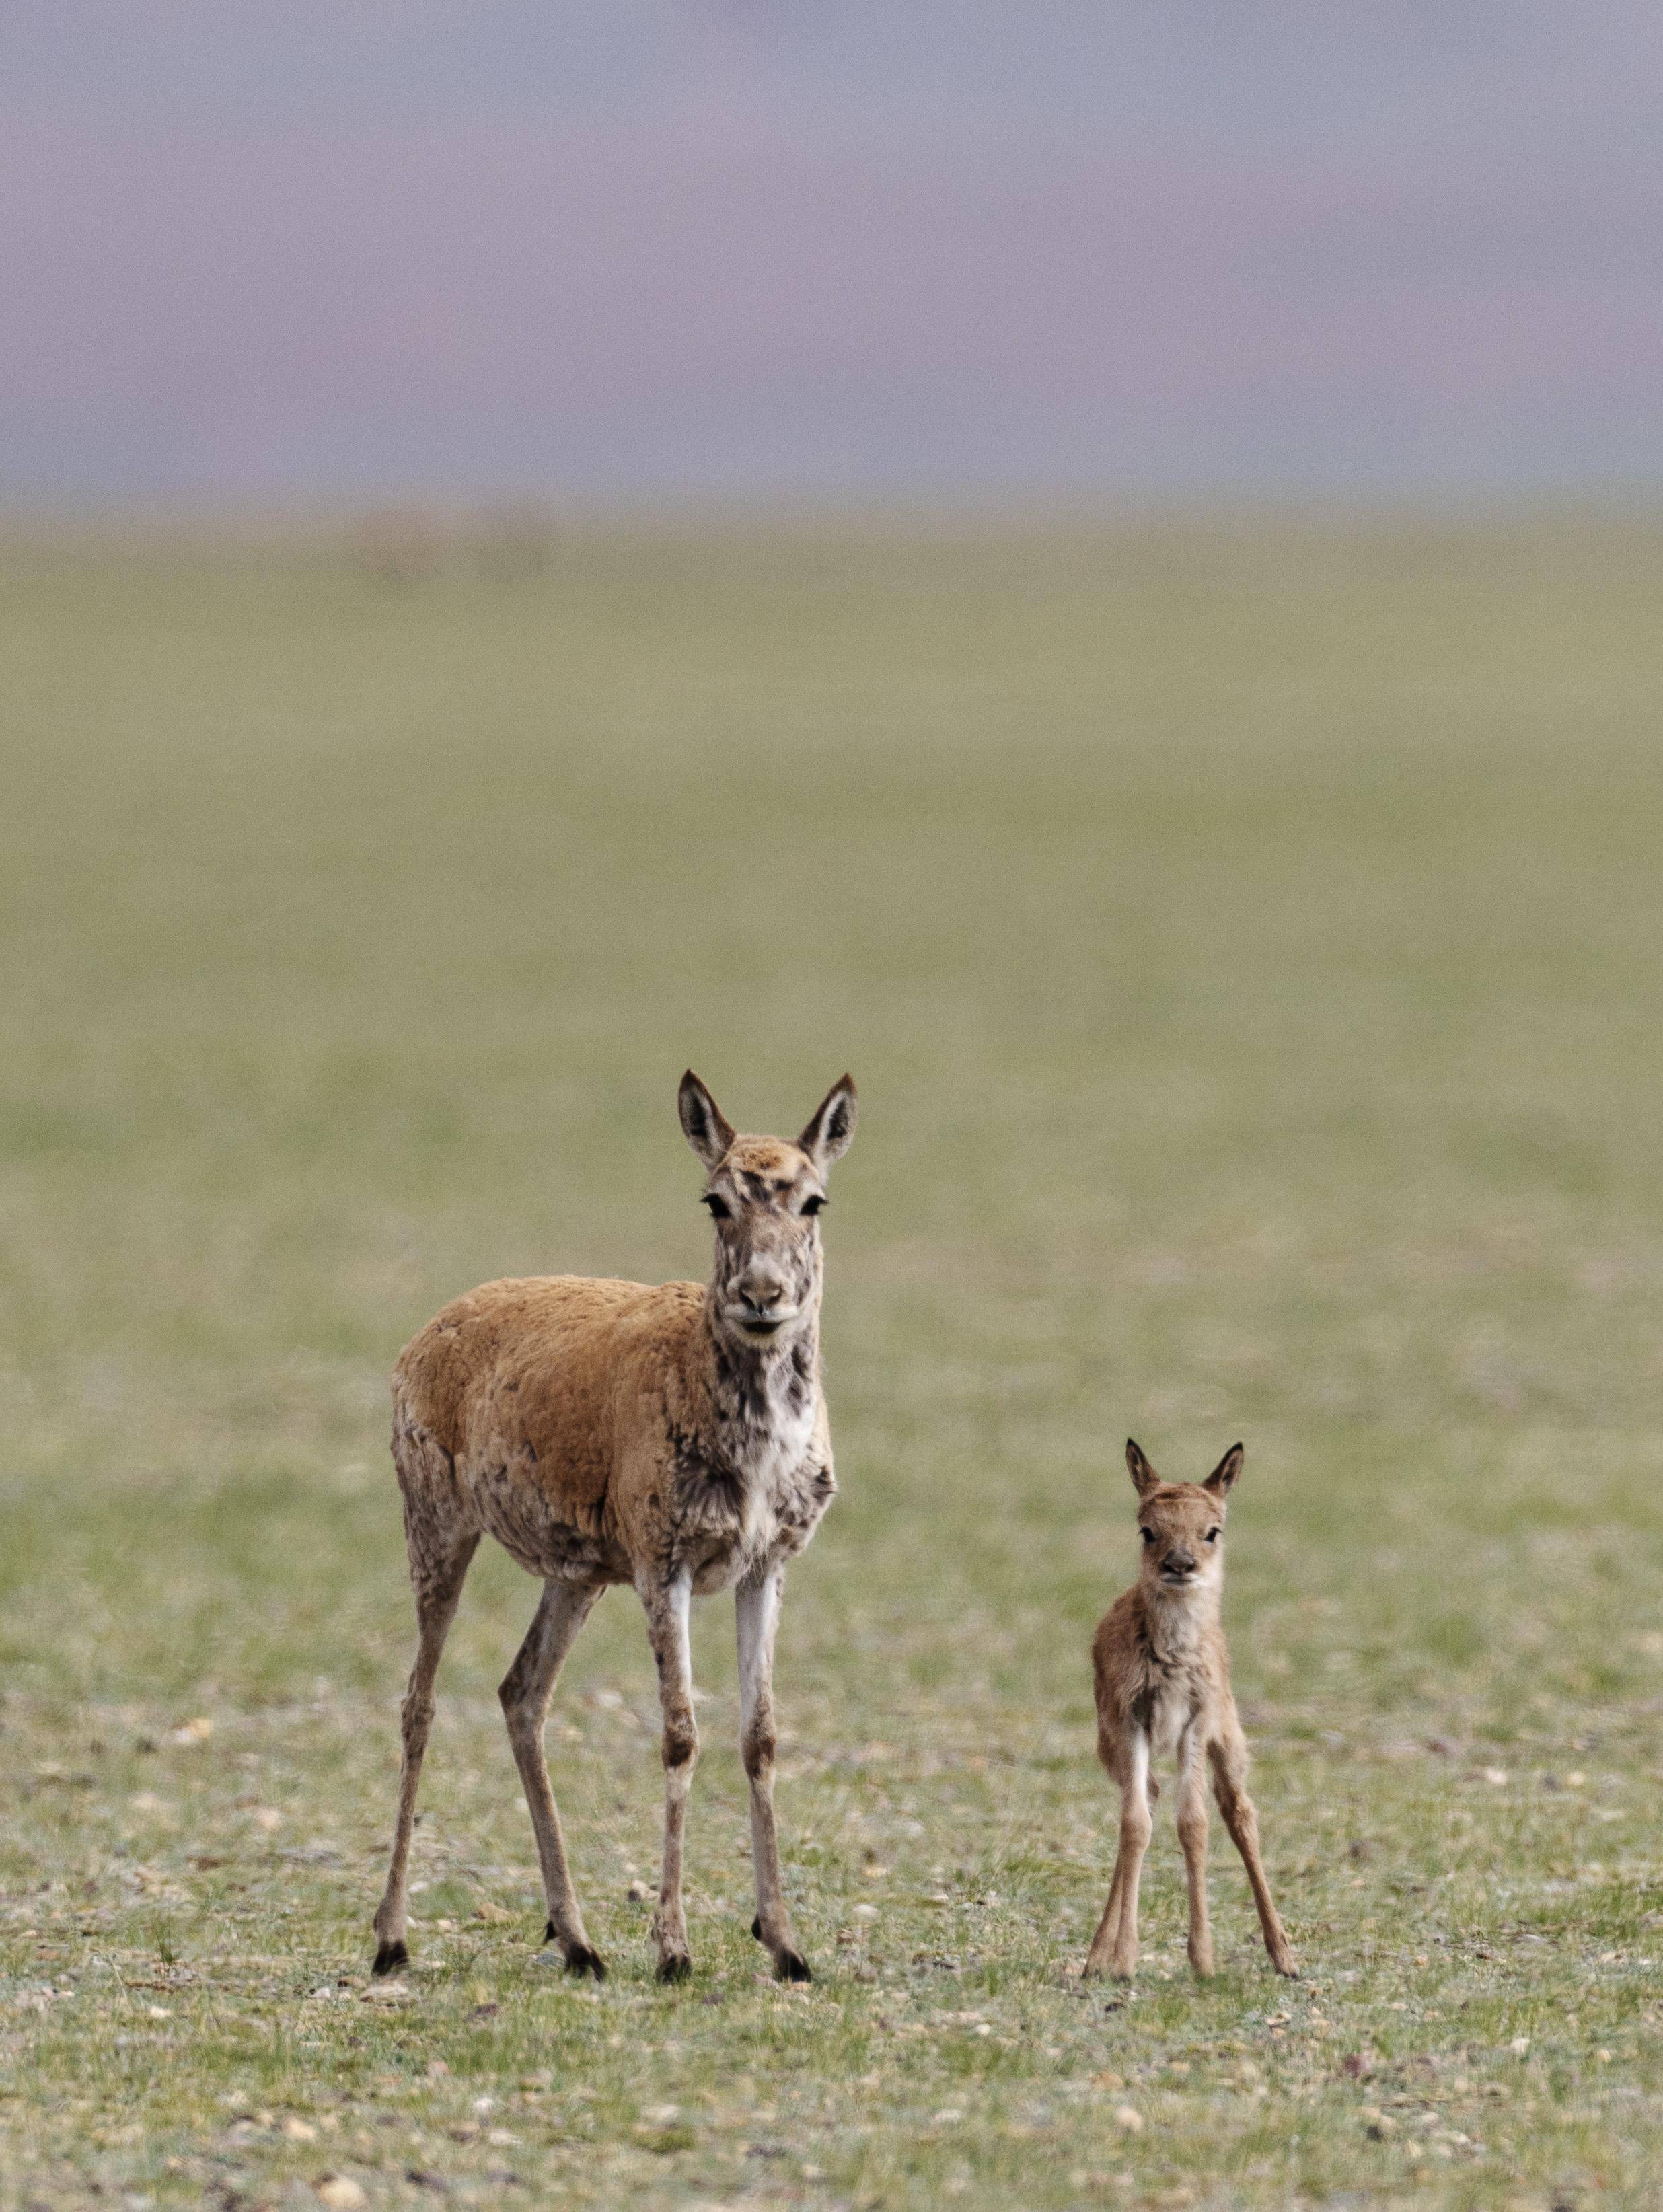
(656, 1952, 693, 1985)
(371, 1939, 409, 1978)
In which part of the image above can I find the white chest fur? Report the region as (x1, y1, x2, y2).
(1142, 1598, 1216, 1758)
(731, 1370, 817, 1546)
(1146, 1675, 1197, 1759)
(677, 1355, 825, 1592)
(737, 1378, 816, 1487)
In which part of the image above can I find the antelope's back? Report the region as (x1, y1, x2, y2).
(392, 1274, 704, 1526)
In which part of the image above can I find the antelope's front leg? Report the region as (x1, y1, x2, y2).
(1176, 1730, 1214, 1979)
(642, 1568, 698, 1982)
(1109, 1729, 1154, 1979)
(736, 1563, 810, 1982)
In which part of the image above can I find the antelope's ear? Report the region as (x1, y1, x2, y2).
(679, 1070, 735, 1171)
(1204, 1442, 1245, 1496)
(1125, 1438, 1160, 1498)
(798, 1074, 857, 1172)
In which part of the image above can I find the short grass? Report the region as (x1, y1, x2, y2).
(4, 516, 1663, 2209)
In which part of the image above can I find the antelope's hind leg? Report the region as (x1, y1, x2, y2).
(1208, 1719, 1296, 1977)
(737, 1564, 810, 1982)
(371, 1520, 480, 1975)
(642, 1570, 698, 1982)
(500, 1578, 607, 1979)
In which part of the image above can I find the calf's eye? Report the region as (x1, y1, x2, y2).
(801, 1195, 826, 1216)
(702, 1194, 731, 1220)
(1206, 1527, 1220, 1543)
(1140, 1528, 1155, 1545)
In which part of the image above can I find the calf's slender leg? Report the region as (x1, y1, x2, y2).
(1208, 1720, 1296, 1977)
(1084, 1852, 1128, 1979)
(737, 1563, 810, 1981)
(1084, 1728, 1153, 1980)
(372, 1529, 479, 1973)
(1108, 1730, 1154, 1979)
(499, 1578, 607, 1977)
(642, 1569, 698, 1981)
(1176, 1729, 1213, 1978)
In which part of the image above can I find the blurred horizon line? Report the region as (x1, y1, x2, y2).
(9, 486, 1663, 551)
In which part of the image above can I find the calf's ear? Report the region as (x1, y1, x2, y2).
(1125, 1438, 1160, 1498)
(1204, 1442, 1245, 1496)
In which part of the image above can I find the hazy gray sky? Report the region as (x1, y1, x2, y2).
(5, 3, 1661, 505)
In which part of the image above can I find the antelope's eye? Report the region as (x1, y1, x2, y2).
(1140, 1527, 1155, 1545)
(1206, 1527, 1220, 1543)
(801, 1195, 826, 1216)
(702, 1193, 731, 1220)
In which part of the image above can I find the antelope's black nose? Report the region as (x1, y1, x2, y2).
(1163, 1547, 1196, 1576)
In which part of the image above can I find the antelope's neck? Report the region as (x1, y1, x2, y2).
(1144, 1582, 1220, 1661)
(698, 1294, 822, 1476)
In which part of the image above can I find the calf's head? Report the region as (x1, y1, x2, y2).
(1125, 1438, 1243, 1597)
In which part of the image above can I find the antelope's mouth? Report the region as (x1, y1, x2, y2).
(725, 1306, 797, 1337)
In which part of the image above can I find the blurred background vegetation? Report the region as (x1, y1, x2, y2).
(3, 518, 1663, 2203)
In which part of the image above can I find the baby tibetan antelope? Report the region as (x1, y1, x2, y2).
(1084, 1439, 1295, 1982)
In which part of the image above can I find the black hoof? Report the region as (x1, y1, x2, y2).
(371, 1940, 409, 1977)
(656, 1954, 693, 1985)
(774, 1948, 812, 1984)
(544, 1925, 606, 1981)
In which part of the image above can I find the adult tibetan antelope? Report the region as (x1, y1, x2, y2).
(370, 1072, 856, 1985)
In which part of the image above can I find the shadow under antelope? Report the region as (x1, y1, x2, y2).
(371, 1070, 856, 1984)
(1085, 1438, 1296, 1982)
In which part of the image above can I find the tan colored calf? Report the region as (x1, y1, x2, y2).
(1085, 1440, 1295, 1981)
(371, 1071, 856, 1984)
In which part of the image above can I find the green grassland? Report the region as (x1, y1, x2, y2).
(3, 516, 1663, 2209)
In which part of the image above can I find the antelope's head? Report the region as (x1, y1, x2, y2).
(1125, 1438, 1243, 1600)
(678, 1070, 857, 1349)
